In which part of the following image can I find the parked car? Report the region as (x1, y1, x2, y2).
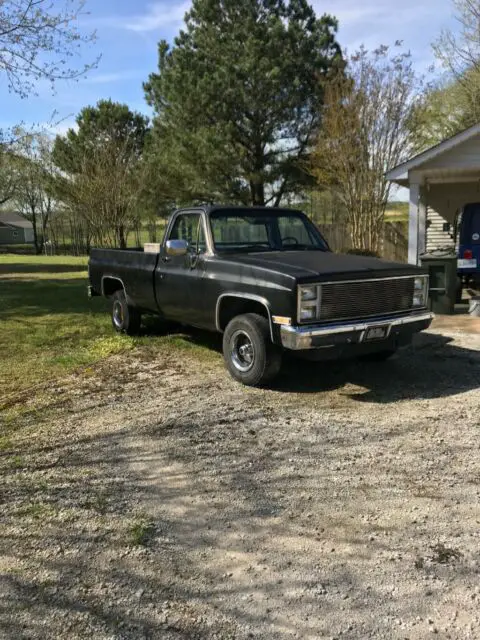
(88, 206, 433, 386)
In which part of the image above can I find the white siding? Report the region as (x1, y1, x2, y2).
(426, 206, 455, 252)
(426, 134, 480, 170)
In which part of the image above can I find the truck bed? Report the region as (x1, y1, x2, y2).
(89, 248, 160, 312)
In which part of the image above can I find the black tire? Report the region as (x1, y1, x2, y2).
(223, 313, 282, 386)
(111, 289, 141, 335)
(359, 349, 397, 362)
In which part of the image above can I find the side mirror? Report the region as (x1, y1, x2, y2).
(166, 239, 188, 257)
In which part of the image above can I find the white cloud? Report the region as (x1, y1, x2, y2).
(112, 1, 190, 33)
(83, 71, 143, 85)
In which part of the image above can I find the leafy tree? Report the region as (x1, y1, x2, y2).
(0, 0, 98, 98)
(145, 0, 342, 207)
(410, 1, 480, 151)
(0, 144, 18, 206)
(310, 45, 419, 252)
(52, 100, 150, 248)
(408, 76, 478, 151)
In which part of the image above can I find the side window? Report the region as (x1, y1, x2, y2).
(169, 214, 207, 254)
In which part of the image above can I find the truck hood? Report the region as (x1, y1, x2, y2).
(226, 250, 422, 281)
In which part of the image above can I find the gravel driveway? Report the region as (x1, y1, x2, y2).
(1, 322, 480, 639)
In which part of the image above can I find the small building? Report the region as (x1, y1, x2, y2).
(386, 123, 480, 264)
(0, 211, 35, 245)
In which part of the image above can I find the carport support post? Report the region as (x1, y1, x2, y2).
(408, 181, 426, 265)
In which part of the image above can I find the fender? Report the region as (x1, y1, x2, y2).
(215, 292, 274, 340)
(101, 275, 127, 297)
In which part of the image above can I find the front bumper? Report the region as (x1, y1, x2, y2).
(280, 311, 434, 351)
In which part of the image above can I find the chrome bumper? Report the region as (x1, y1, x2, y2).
(280, 311, 434, 350)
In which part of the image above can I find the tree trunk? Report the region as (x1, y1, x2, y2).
(30, 210, 42, 255)
(117, 225, 127, 249)
(250, 180, 265, 206)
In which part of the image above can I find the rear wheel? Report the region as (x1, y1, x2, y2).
(111, 289, 141, 335)
(223, 313, 282, 386)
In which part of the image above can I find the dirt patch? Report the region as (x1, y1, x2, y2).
(432, 313, 480, 335)
(1, 328, 480, 639)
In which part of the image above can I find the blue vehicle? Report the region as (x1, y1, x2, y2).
(456, 202, 480, 297)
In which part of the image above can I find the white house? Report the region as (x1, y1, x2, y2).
(386, 123, 480, 264)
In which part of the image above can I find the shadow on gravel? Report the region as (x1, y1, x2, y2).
(273, 332, 480, 402)
(142, 324, 480, 403)
(0, 427, 224, 640)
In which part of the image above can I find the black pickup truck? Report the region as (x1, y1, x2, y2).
(88, 206, 433, 386)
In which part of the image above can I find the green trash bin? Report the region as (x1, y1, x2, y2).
(420, 252, 458, 315)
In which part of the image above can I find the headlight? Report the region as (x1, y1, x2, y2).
(298, 285, 320, 322)
(300, 308, 316, 321)
(413, 276, 428, 307)
(300, 286, 317, 301)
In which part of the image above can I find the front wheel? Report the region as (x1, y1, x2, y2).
(223, 313, 282, 386)
(111, 290, 141, 335)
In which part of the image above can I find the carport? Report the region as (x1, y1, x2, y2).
(386, 123, 480, 264)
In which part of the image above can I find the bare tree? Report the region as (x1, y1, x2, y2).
(56, 136, 147, 249)
(52, 100, 149, 249)
(0, 0, 98, 98)
(310, 45, 419, 253)
(12, 130, 55, 253)
(434, 0, 480, 76)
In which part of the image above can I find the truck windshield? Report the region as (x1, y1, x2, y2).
(210, 210, 329, 252)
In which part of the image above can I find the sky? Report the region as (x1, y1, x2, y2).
(0, 0, 458, 135)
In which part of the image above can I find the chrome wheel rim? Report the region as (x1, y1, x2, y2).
(113, 301, 123, 329)
(230, 330, 255, 373)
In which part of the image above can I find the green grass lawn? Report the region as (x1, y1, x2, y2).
(0, 254, 216, 403)
(385, 201, 409, 223)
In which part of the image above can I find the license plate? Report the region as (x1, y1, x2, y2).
(458, 259, 477, 269)
(365, 325, 389, 341)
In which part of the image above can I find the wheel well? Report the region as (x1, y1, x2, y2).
(217, 296, 270, 332)
(102, 277, 125, 297)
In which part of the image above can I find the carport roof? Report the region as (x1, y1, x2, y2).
(386, 121, 480, 184)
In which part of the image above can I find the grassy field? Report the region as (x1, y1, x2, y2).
(385, 201, 409, 223)
(0, 254, 215, 403)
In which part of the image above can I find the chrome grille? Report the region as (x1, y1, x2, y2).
(318, 277, 415, 322)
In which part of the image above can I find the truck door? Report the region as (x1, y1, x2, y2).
(155, 212, 208, 324)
